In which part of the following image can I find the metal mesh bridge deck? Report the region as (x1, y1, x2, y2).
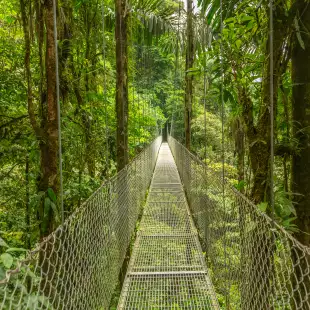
(117, 143, 219, 309)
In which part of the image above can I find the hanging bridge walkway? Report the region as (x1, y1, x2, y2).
(118, 143, 219, 309)
(1, 136, 310, 309)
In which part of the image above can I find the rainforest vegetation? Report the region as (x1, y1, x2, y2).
(0, 0, 310, 305)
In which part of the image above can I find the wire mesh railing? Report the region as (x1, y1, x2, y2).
(0, 136, 161, 310)
(168, 136, 310, 310)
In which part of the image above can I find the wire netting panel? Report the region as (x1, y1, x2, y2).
(168, 136, 310, 310)
(130, 236, 205, 272)
(0, 137, 161, 310)
(118, 273, 217, 309)
(148, 191, 186, 203)
(139, 204, 195, 235)
(118, 143, 219, 309)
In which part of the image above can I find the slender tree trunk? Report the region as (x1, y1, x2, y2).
(21, 0, 55, 239)
(23, 0, 59, 297)
(37, 0, 59, 238)
(291, 0, 310, 305)
(184, 0, 194, 151)
(239, 4, 288, 308)
(243, 2, 287, 204)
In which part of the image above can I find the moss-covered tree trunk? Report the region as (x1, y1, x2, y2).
(21, 0, 59, 238)
(37, 0, 59, 237)
(184, 0, 194, 151)
(240, 3, 288, 308)
(291, 0, 310, 304)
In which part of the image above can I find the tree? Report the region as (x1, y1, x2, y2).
(20, 0, 60, 238)
(291, 0, 310, 302)
(184, 0, 194, 150)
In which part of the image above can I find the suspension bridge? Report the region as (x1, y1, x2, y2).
(1, 136, 310, 309)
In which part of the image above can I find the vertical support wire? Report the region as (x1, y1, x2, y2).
(146, 45, 151, 136)
(269, 0, 275, 223)
(120, 2, 126, 163)
(101, 1, 109, 175)
(171, 2, 181, 138)
(202, 15, 207, 162)
(53, 0, 64, 224)
(220, 0, 229, 307)
(269, 3, 276, 303)
(131, 14, 136, 154)
(142, 22, 146, 144)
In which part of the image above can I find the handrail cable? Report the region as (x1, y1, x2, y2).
(269, 0, 275, 224)
(101, 1, 109, 173)
(53, 0, 64, 224)
(170, 2, 181, 137)
(219, 0, 229, 306)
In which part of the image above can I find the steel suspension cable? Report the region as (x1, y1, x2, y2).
(146, 45, 151, 135)
(219, 0, 229, 306)
(202, 15, 207, 162)
(269, 0, 275, 224)
(171, 3, 181, 138)
(131, 14, 136, 155)
(101, 1, 109, 173)
(116, 0, 126, 164)
(53, 0, 64, 224)
(142, 24, 146, 142)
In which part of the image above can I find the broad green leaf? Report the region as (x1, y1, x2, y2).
(235, 39, 242, 49)
(294, 17, 305, 50)
(44, 197, 51, 215)
(225, 17, 235, 24)
(1, 253, 13, 269)
(240, 14, 253, 22)
(50, 202, 60, 223)
(6, 247, 27, 253)
(258, 202, 268, 213)
(224, 89, 234, 103)
(47, 188, 57, 202)
(0, 237, 8, 248)
(0, 266, 5, 279)
(282, 217, 297, 227)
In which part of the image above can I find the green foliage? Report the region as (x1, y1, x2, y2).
(0, 0, 171, 255)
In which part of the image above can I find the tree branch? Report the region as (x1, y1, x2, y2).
(0, 115, 29, 130)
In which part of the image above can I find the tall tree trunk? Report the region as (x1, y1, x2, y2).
(23, 0, 59, 297)
(184, 0, 194, 151)
(115, 0, 129, 171)
(291, 0, 310, 305)
(242, 2, 287, 204)
(37, 0, 59, 238)
(239, 3, 288, 308)
(21, 0, 56, 239)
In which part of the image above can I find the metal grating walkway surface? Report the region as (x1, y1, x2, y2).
(117, 143, 219, 309)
